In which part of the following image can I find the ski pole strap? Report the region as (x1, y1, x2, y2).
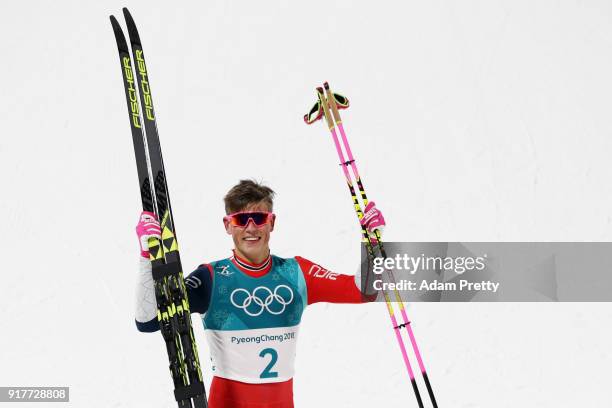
(152, 262, 181, 280)
(173, 381, 206, 402)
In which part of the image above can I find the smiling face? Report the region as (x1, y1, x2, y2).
(224, 201, 275, 264)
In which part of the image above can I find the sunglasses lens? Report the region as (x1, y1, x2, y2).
(230, 212, 271, 227)
(233, 213, 251, 226)
(249, 212, 269, 225)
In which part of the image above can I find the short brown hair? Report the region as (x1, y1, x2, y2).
(224, 180, 275, 214)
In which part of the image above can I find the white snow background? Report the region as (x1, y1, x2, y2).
(1, 0, 612, 407)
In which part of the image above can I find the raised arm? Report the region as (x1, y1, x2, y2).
(296, 257, 378, 305)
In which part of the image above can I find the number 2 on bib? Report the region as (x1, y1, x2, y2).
(259, 348, 279, 378)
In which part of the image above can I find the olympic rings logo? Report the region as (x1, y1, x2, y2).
(230, 285, 294, 317)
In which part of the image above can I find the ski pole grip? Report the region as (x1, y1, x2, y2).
(317, 87, 334, 131)
(324, 82, 342, 123)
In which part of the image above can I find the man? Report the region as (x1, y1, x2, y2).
(134, 180, 385, 408)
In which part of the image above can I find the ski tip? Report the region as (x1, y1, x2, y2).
(110, 14, 119, 28)
(323, 82, 330, 90)
(316, 86, 324, 94)
(122, 7, 142, 46)
(110, 15, 129, 53)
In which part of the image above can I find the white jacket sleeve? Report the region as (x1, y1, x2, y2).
(135, 257, 157, 323)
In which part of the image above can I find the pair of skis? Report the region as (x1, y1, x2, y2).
(304, 83, 439, 408)
(110, 9, 207, 408)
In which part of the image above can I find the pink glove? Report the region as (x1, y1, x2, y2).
(360, 201, 386, 234)
(136, 211, 161, 259)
